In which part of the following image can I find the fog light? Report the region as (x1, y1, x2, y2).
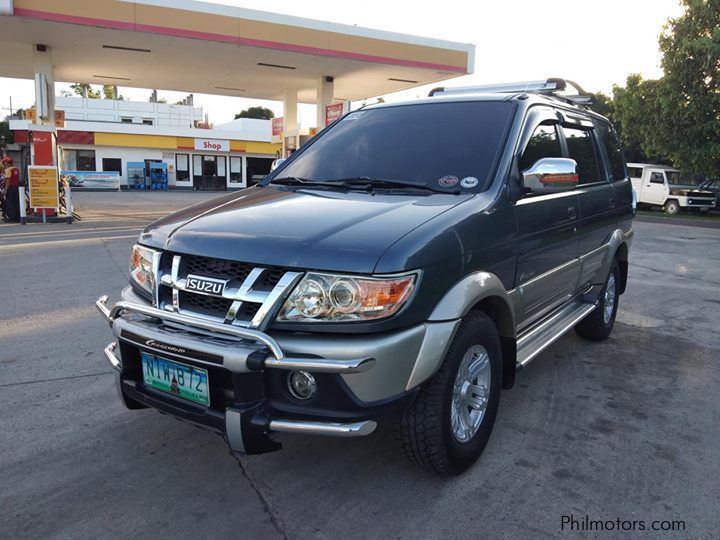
(288, 371, 317, 400)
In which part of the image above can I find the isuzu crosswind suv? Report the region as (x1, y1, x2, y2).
(97, 78, 633, 474)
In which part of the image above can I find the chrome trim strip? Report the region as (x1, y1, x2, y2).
(515, 190, 578, 205)
(104, 341, 122, 371)
(250, 271, 303, 329)
(268, 419, 377, 437)
(264, 356, 375, 374)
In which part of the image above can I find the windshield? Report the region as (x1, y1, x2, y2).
(271, 101, 515, 192)
(666, 171, 701, 186)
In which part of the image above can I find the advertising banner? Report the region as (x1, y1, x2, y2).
(272, 117, 284, 137)
(325, 103, 345, 126)
(28, 166, 59, 209)
(62, 170, 121, 189)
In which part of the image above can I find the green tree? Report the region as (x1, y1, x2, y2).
(610, 75, 668, 163)
(235, 106, 274, 120)
(657, 0, 720, 177)
(70, 83, 100, 99)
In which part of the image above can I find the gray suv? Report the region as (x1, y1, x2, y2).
(97, 78, 633, 474)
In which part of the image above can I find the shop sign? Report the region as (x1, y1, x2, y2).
(28, 166, 59, 208)
(194, 138, 230, 152)
(325, 103, 344, 126)
(62, 170, 121, 189)
(272, 117, 283, 137)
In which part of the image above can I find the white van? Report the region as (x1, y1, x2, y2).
(628, 163, 716, 214)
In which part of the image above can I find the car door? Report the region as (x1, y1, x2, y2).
(514, 109, 580, 329)
(644, 171, 667, 205)
(561, 121, 617, 289)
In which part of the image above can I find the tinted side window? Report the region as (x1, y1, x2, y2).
(597, 123, 627, 181)
(628, 166, 643, 178)
(519, 123, 562, 171)
(650, 172, 665, 184)
(562, 126, 601, 185)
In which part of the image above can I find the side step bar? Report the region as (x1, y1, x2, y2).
(516, 300, 597, 368)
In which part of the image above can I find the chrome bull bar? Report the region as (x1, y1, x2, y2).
(95, 295, 375, 374)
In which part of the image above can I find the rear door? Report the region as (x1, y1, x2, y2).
(561, 121, 616, 289)
(514, 108, 580, 329)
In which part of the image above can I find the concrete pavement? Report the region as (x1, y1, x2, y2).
(1, 191, 718, 538)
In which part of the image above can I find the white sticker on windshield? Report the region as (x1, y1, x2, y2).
(460, 176, 479, 188)
(344, 112, 365, 120)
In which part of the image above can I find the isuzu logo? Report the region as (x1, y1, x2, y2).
(185, 274, 228, 296)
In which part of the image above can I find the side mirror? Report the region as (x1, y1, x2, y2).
(270, 158, 286, 172)
(522, 157, 578, 194)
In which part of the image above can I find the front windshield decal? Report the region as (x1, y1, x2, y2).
(438, 175, 459, 187)
(460, 176, 479, 188)
(344, 112, 365, 121)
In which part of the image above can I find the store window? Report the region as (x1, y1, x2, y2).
(229, 156, 243, 183)
(192, 155, 227, 190)
(62, 149, 96, 171)
(246, 157, 274, 185)
(102, 158, 122, 174)
(176, 154, 190, 182)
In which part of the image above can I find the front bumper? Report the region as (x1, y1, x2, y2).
(96, 292, 458, 454)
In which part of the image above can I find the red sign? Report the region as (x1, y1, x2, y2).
(325, 103, 344, 126)
(272, 117, 283, 137)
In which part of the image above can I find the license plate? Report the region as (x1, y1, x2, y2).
(141, 351, 210, 406)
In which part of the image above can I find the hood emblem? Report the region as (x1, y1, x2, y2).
(185, 274, 228, 296)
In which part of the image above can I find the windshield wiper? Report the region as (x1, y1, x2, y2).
(328, 176, 454, 193)
(269, 176, 348, 189)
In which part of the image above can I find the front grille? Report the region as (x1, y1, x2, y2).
(158, 252, 301, 327)
(184, 255, 254, 282)
(180, 291, 234, 317)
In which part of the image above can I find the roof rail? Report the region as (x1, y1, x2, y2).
(428, 78, 596, 106)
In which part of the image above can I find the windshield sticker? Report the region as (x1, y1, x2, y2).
(438, 175, 459, 188)
(460, 176, 479, 189)
(344, 112, 365, 120)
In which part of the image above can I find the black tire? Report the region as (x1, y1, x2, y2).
(664, 199, 680, 215)
(399, 311, 502, 474)
(575, 260, 620, 341)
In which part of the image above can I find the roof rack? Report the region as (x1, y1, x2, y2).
(428, 78, 596, 106)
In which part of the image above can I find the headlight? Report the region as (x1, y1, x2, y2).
(277, 272, 418, 322)
(129, 244, 159, 296)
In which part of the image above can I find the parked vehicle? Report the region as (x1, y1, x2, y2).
(96, 78, 634, 474)
(628, 163, 716, 214)
(698, 179, 720, 211)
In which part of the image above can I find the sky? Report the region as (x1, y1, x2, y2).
(0, 0, 684, 126)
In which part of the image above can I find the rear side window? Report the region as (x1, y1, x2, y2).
(518, 123, 563, 171)
(628, 166, 643, 178)
(562, 126, 601, 185)
(597, 123, 627, 181)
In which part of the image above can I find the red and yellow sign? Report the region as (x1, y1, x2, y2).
(28, 166, 59, 209)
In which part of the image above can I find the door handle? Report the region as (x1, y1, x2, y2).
(568, 206, 577, 219)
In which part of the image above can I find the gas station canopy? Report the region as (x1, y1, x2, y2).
(0, 0, 474, 103)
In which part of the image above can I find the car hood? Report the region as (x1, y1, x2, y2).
(139, 186, 473, 273)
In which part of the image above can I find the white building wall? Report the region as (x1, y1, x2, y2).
(56, 96, 203, 127)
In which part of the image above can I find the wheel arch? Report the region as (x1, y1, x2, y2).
(428, 272, 518, 389)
